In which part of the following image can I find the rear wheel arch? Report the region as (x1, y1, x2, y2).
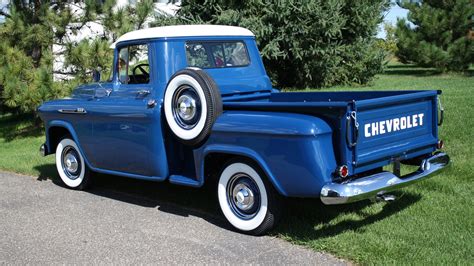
(203, 152, 235, 184)
(203, 152, 286, 197)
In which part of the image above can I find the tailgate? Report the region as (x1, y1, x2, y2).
(349, 91, 440, 173)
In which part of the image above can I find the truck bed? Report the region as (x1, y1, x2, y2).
(224, 90, 441, 176)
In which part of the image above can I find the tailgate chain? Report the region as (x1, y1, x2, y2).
(346, 111, 359, 147)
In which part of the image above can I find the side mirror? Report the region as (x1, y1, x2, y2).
(94, 87, 112, 98)
(92, 67, 102, 82)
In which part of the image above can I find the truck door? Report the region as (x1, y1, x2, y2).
(88, 43, 156, 177)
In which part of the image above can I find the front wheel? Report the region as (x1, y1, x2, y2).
(55, 137, 92, 190)
(217, 159, 281, 235)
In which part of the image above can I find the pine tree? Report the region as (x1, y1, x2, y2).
(177, 0, 390, 88)
(0, 0, 156, 114)
(60, 0, 156, 83)
(395, 0, 474, 71)
(0, 1, 70, 114)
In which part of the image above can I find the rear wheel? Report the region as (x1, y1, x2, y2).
(217, 159, 281, 235)
(55, 137, 92, 190)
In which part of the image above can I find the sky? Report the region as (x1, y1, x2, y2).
(377, 4, 409, 39)
(0, 0, 6, 23)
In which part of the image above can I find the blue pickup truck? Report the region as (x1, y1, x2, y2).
(38, 25, 449, 235)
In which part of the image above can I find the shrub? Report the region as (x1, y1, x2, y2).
(177, 0, 390, 88)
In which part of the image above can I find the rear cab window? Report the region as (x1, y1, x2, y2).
(185, 41, 250, 68)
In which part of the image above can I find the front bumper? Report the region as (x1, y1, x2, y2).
(320, 152, 450, 205)
(39, 143, 47, 157)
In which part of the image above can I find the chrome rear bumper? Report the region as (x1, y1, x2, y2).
(320, 152, 450, 205)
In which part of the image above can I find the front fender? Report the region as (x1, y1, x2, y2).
(44, 120, 89, 162)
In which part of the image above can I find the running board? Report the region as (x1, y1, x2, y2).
(169, 175, 202, 187)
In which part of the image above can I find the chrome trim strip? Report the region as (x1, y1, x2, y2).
(438, 96, 444, 126)
(320, 152, 450, 205)
(58, 108, 87, 114)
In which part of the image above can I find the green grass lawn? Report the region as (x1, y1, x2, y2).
(0, 64, 473, 264)
(0, 114, 56, 178)
(277, 64, 474, 264)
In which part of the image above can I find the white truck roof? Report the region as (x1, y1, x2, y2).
(111, 25, 255, 48)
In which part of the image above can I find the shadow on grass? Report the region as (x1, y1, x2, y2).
(0, 113, 43, 142)
(384, 64, 419, 69)
(383, 66, 442, 76)
(383, 65, 474, 77)
(274, 192, 421, 240)
(33, 163, 422, 237)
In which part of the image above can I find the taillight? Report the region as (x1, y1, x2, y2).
(337, 165, 349, 178)
(437, 140, 444, 150)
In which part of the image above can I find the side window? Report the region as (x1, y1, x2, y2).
(118, 47, 129, 84)
(210, 44, 225, 67)
(185, 43, 211, 68)
(225, 42, 249, 66)
(117, 44, 150, 84)
(186, 41, 250, 68)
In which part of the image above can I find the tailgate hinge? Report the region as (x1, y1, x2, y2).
(346, 111, 359, 147)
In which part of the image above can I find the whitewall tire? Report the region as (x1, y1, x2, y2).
(164, 68, 222, 146)
(55, 137, 92, 190)
(217, 159, 281, 235)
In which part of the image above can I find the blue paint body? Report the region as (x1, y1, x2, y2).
(38, 35, 441, 198)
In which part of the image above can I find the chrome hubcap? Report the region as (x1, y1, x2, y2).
(61, 146, 81, 180)
(64, 153, 78, 173)
(177, 94, 196, 121)
(233, 183, 255, 211)
(227, 173, 260, 220)
(172, 86, 201, 129)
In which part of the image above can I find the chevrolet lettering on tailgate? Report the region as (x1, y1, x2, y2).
(364, 113, 425, 138)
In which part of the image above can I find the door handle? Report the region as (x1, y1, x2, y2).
(137, 89, 151, 97)
(58, 107, 87, 114)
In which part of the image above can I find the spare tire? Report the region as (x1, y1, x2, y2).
(164, 68, 222, 146)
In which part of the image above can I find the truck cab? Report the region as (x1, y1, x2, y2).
(38, 25, 449, 235)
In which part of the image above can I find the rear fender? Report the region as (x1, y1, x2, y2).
(195, 111, 337, 197)
(197, 145, 287, 196)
